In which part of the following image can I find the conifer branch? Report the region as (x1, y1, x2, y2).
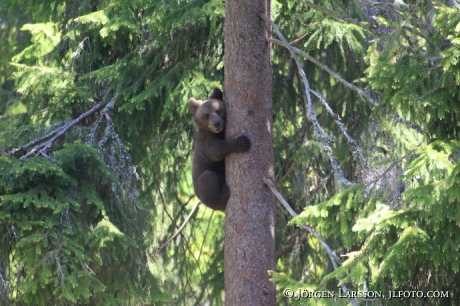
(263, 178, 348, 292)
(363, 0, 404, 17)
(308, 159, 347, 194)
(300, 0, 377, 35)
(266, 38, 424, 135)
(261, 13, 354, 187)
(86, 101, 114, 145)
(5, 122, 66, 157)
(310, 89, 367, 163)
(154, 180, 212, 298)
(266, 37, 379, 107)
(262, 15, 332, 143)
(156, 201, 200, 255)
(275, 228, 309, 260)
(365, 151, 414, 190)
(362, 0, 427, 37)
(391, 114, 423, 133)
(277, 160, 297, 187)
(10, 102, 107, 159)
(266, 176, 380, 301)
(94, 107, 145, 212)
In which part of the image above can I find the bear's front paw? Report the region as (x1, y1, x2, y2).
(235, 135, 251, 152)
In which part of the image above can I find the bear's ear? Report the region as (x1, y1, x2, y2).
(189, 98, 203, 115)
(209, 88, 223, 101)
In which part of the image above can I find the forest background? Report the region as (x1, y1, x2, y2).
(1, 0, 460, 305)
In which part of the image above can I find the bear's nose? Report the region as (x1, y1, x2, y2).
(214, 121, 221, 128)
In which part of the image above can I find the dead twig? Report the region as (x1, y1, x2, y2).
(261, 13, 355, 187)
(7, 101, 107, 159)
(263, 177, 348, 292)
(156, 201, 200, 255)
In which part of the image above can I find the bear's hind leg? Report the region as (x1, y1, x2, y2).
(194, 170, 229, 211)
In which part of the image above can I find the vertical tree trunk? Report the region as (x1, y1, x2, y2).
(224, 1, 276, 305)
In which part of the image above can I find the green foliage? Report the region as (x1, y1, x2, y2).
(347, 141, 460, 292)
(365, 3, 460, 141)
(13, 22, 61, 63)
(0, 143, 164, 305)
(270, 1, 460, 305)
(2, 0, 460, 304)
(1, 0, 227, 304)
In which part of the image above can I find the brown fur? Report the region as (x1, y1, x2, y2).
(189, 88, 250, 210)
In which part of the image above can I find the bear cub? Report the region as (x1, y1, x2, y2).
(189, 88, 251, 211)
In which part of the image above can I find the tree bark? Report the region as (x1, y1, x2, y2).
(224, 1, 276, 305)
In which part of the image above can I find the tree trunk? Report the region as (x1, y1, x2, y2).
(224, 1, 276, 305)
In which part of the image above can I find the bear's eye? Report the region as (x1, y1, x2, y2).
(204, 114, 209, 120)
(215, 110, 221, 115)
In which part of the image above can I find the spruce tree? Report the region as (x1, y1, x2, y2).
(2, 0, 460, 305)
(224, 1, 276, 305)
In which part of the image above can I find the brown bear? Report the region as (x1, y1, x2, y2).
(189, 88, 251, 211)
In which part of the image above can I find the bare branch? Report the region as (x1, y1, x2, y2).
(263, 177, 348, 292)
(300, 0, 377, 35)
(266, 37, 379, 107)
(266, 176, 381, 301)
(156, 201, 200, 255)
(261, 13, 354, 187)
(365, 151, 414, 190)
(267, 37, 424, 135)
(5, 122, 66, 157)
(263, 16, 332, 143)
(391, 114, 423, 133)
(96, 109, 144, 211)
(86, 101, 114, 145)
(308, 158, 349, 194)
(363, 0, 405, 17)
(16, 101, 107, 159)
(310, 89, 367, 163)
(276, 228, 309, 260)
(263, 178, 342, 265)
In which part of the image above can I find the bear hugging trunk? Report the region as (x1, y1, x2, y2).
(189, 88, 251, 211)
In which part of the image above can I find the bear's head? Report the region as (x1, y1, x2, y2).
(189, 88, 226, 133)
